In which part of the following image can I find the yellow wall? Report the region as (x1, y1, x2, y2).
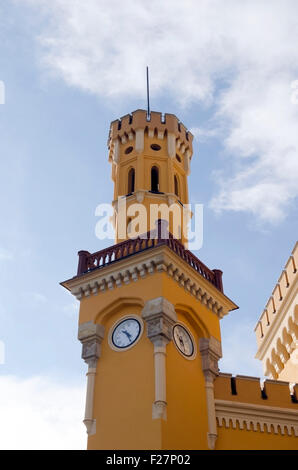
(279, 358, 298, 383)
(214, 374, 298, 450)
(77, 248, 297, 450)
(72, 108, 298, 450)
(76, 240, 297, 450)
(163, 313, 209, 450)
(214, 374, 297, 409)
(79, 271, 220, 450)
(89, 304, 159, 450)
(81, 274, 162, 450)
(113, 132, 190, 244)
(116, 135, 187, 198)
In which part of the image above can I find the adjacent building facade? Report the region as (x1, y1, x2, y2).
(255, 243, 298, 383)
(61, 109, 298, 450)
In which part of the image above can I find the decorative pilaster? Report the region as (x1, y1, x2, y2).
(199, 337, 222, 450)
(142, 297, 177, 420)
(184, 149, 191, 175)
(167, 133, 176, 158)
(113, 139, 120, 163)
(78, 321, 105, 435)
(135, 128, 144, 153)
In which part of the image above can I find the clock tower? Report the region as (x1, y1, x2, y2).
(61, 109, 237, 450)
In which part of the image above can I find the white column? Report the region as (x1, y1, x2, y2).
(84, 365, 97, 435)
(142, 297, 177, 420)
(152, 337, 168, 419)
(199, 337, 222, 450)
(184, 149, 191, 175)
(112, 138, 120, 163)
(135, 129, 144, 153)
(78, 321, 105, 436)
(204, 377, 217, 450)
(167, 133, 176, 158)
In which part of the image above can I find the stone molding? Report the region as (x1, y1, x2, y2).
(199, 337, 222, 450)
(109, 127, 193, 163)
(199, 337, 222, 382)
(142, 297, 177, 420)
(142, 296, 177, 343)
(78, 321, 105, 368)
(78, 321, 105, 436)
(112, 190, 188, 212)
(62, 245, 236, 319)
(215, 399, 298, 437)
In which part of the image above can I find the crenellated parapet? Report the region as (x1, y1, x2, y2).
(255, 242, 298, 381)
(214, 373, 297, 407)
(214, 373, 298, 437)
(108, 109, 193, 165)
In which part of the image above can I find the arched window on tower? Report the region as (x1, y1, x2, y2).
(174, 174, 180, 198)
(151, 166, 159, 192)
(128, 168, 135, 194)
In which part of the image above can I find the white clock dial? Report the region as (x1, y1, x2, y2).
(112, 318, 141, 349)
(173, 324, 194, 358)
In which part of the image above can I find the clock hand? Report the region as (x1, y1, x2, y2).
(178, 335, 185, 351)
(121, 329, 132, 341)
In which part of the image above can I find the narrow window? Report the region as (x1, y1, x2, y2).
(151, 166, 159, 192)
(174, 174, 179, 197)
(128, 168, 135, 193)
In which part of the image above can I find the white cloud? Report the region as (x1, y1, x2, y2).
(25, 292, 48, 303)
(0, 249, 13, 260)
(210, 73, 298, 223)
(63, 300, 79, 317)
(0, 341, 5, 364)
(21, 0, 298, 223)
(0, 375, 86, 450)
(191, 127, 219, 142)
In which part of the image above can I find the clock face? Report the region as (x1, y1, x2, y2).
(111, 317, 142, 349)
(173, 324, 195, 358)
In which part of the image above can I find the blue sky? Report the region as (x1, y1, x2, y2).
(0, 0, 298, 449)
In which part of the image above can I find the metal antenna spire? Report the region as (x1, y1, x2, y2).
(146, 66, 150, 119)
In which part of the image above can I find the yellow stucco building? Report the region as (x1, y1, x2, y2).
(255, 242, 298, 384)
(61, 109, 298, 450)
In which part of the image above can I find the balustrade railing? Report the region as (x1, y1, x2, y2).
(77, 221, 223, 292)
